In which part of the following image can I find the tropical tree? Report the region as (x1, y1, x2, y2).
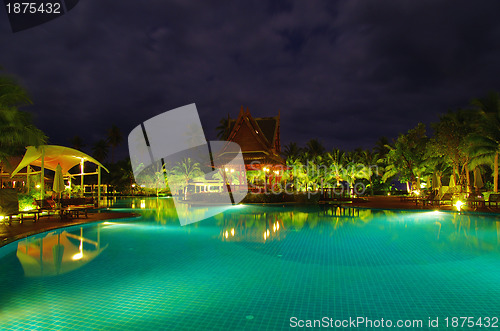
(107, 125, 123, 163)
(282, 142, 302, 160)
(92, 139, 109, 162)
(429, 109, 476, 190)
(171, 158, 204, 199)
(305, 138, 325, 157)
(70, 135, 85, 151)
(469, 92, 500, 192)
(0, 73, 47, 161)
(382, 123, 428, 192)
(216, 116, 230, 140)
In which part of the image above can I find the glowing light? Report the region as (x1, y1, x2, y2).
(230, 169, 235, 173)
(274, 170, 279, 175)
(263, 232, 267, 240)
(413, 190, 420, 196)
(455, 200, 464, 212)
(276, 222, 279, 230)
(273, 224, 276, 232)
(263, 167, 269, 173)
(267, 229, 270, 236)
(387, 192, 391, 196)
(132, 184, 136, 188)
(225, 230, 229, 239)
(231, 228, 235, 236)
(36, 184, 41, 189)
(140, 184, 146, 188)
(140, 200, 146, 209)
(432, 210, 441, 214)
(72, 252, 83, 260)
(225, 168, 229, 172)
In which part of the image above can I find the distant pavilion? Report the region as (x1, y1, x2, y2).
(224, 107, 285, 171)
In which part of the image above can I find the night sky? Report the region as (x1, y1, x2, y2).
(2, 0, 500, 161)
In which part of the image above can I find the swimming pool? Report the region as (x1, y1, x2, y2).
(1, 198, 500, 330)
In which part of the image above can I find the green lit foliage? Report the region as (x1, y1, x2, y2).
(382, 123, 428, 191)
(468, 92, 500, 192)
(0, 72, 47, 161)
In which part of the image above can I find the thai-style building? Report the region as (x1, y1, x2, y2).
(224, 107, 285, 171)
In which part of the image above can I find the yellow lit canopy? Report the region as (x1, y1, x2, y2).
(10, 145, 109, 176)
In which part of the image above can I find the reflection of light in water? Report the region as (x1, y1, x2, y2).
(131, 203, 135, 209)
(225, 231, 228, 239)
(72, 252, 83, 260)
(263, 232, 267, 240)
(140, 200, 146, 209)
(231, 228, 234, 236)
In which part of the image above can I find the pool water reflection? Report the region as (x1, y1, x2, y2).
(1, 198, 500, 330)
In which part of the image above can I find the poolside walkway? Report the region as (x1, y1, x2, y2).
(0, 210, 139, 247)
(350, 195, 500, 214)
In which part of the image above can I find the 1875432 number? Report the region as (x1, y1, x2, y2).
(6, 2, 61, 14)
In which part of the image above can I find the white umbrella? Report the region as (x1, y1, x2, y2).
(53, 163, 65, 204)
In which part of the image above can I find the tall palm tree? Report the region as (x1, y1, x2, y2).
(171, 158, 203, 199)
(92, 139, 109, 162)
(469, 92, 500, 192)
(0, 73, 47, 161)
(282, 142, 302, 160)
(70, 135, 85, 151)
(216, 116, 230, 140)
(305, 138, 325, 157)
(107, 125, 123, 163)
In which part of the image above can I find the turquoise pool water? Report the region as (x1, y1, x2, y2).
(1, 198, 500, 330)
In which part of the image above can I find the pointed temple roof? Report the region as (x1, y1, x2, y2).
(225, 107, 284, 167)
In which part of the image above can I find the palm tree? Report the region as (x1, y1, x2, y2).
(469, 92, 500, 192)
(70, 135, 85, 151)
(107, 125, 123, 163)
(305, 138, 325, 157)
(92, 139, 109, 162)
(216, 116, 230, 140)
(171, 158, 203, 199)
(0, 71, 32, 107)
(0, 73, 47, 161)
(282, 142, 302, 160)
(374, 136, 390, 159)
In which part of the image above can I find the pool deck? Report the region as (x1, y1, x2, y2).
(350, 195, 500, 214)
(0, 211, 139, 247)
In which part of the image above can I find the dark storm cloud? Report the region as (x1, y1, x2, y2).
(1, 0, 500, 159)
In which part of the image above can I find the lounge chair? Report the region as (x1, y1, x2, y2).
(0, 189, 41, 225)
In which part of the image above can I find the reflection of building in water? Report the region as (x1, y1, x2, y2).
(220, 214, 285, 243)
(16, 227, 107, 277)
